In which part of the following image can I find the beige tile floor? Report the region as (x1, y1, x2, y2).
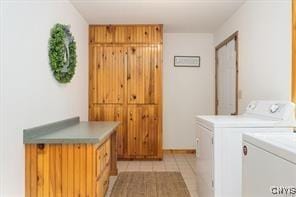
(106, 153, 198, 197)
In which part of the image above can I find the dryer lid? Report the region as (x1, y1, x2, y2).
(243, 133, 296, 164)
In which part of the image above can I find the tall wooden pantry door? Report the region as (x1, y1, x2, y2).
(89, 25, 163, 159)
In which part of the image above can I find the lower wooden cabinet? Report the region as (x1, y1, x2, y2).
(127, 105, 159, 157)
(25, 138, 112, 197)
(90, 104, 161, 159)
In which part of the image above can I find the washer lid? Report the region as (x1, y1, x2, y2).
(243, 133, 296, 164)
(195, 115, 296, 129)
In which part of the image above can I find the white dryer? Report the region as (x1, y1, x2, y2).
(195, 100, 296, 197)
(242, 133, 296, 197)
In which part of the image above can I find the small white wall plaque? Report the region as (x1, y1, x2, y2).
(174, 56, 200, 67)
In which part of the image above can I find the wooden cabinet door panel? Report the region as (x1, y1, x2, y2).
(91, 105, 126, 157)
(126, 25, 163, 43)
(93, 46, 126, 104)
(114, 26, 127, 43)
(90, 25, 162, 44)
(90, 26, 113, 44)
(127, 46, 160, 104)
(127, 105, 158, 156)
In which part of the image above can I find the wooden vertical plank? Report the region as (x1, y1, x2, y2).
(142, 106, 148, 156)
(116, 106, 124, 156)
(86, 144, 95, 197)
(94, 26, 100, 43)
(74, 144, 81, 197)
(67, 145, 74, 197)
(96, 46, 104, 104)
(30, 145, 37, 197)
(127, 106, 133, 156)
(157, 43, 163, 158)
(156, 25, 163, 44)
(106, 25, 114, 43)
(126, 26, 132, 43)
(25, 145, 31, 197)
(91, 46, 97, 113)
(151, 25, 156, 43)
(114, 26, 127, 43)
(105, 46, 112, 103)
(43, 145, 50, 197)
(89, 26, 94, 44)
(37, 144, 45, 197)
(61, 145, 68, 197)
(80, 145, 86, 197)
(49, 146, 55, 197)
(55, 145, 62, 197)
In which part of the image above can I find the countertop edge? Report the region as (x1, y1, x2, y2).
(23, 118, 120, 144)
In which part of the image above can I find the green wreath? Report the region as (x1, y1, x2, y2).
(48, 23, 77, 83)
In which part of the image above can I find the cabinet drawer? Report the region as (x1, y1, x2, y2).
(96, 163, 110, 197)
(96, 175, 104, 197)
(103, 163, 110, 195)
(96, 138, 111, 179)
(96, 143, 106, 178)
(105, 138, 111, 164)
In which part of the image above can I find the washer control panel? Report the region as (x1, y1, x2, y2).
(245, 100, 295, 121)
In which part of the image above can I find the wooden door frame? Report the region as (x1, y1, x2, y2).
(215, 31, 239, 115)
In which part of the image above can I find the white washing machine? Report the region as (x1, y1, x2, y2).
(242, 133, 296, 197)
(195, 100, 296, 197)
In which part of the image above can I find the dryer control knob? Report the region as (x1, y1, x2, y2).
(270, 104, 280, 113)
(248, 103, 256, 110)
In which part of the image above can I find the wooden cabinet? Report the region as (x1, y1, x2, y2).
(90, 46, 126, 104)
(127, 45, 161, 104)
(89, 25, 163, 44)
(89, 25, 163, 159)
(127, 105, 159, 157)
(25, 138, 113, 197)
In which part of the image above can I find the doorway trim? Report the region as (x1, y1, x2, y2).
(215, 31, 239, 115)
(292, 0, 296, 102)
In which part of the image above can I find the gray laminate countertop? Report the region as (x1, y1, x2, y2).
(23, 117, 120, 144)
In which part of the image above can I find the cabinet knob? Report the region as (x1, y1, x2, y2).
(37, 144, 45, 150)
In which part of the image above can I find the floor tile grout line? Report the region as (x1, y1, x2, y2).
(185, 154, 197, 176)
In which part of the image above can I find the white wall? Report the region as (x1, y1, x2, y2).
(163, 33, 215, 149)
(0, 1, 88, 196)
(214, 0, 291, 113)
